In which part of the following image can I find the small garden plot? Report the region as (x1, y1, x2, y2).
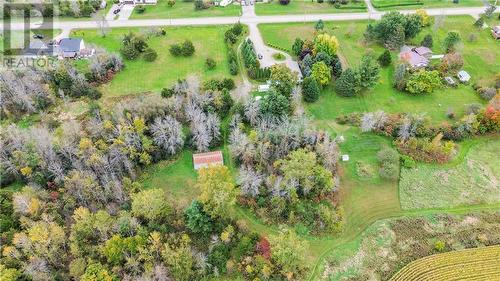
(71, 26, 232, 97)
(129, 1, 241, 19)
(255, 0, 366, 16)
(399, 138, 500, 210)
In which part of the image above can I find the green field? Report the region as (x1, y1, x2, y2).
(259, 16, 498, 122)
(71, 25, 233, 97)
(371, 0, 492, 9)
(400, 137, 500, 210)
(130, 1, 241, 19)
(255, 0, 366, 16)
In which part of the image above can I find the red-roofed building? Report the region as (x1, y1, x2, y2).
(193, 151, 224, 170)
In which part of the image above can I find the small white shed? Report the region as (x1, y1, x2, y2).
(457, 70, 471, 83)
(258, 84, 270, 92)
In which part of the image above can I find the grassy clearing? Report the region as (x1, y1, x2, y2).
(255, 0, 366, 16)
(139, 150, 198, 207)
(71, 25, 233, 97)
(390, 244, 500, 281)
(371, 0, 492, 9)
(259, 16, 498, 122)
(400, 137, 500, 210)
(130, 1, 241, 19)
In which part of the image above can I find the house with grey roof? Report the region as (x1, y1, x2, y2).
(399, 45, 433, 69)
(58, 38, 86, 58)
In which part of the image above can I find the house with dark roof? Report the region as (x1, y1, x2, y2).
(58, 38, 86, 58)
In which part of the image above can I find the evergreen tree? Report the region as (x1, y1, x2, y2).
(335, 68, 358, 97)
(302, 76, 320, 103)
(292, 38, 304, 56)
(421, 34, 433, 48)
(358, 55, 380, 90)
(315, 19, 324, 31)
(377, 49, 392, 67)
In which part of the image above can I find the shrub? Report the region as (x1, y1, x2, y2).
(181, 40, 195, 56)
(167, 0, 176, 7)
(205, 58, 217, 70)
(120, 43, 139, 60)
(279, 0, 290, 5)
(478, 87, 497, 101)
(400, 155, 416, 169)
(229, 61, 238, 75)
(302, 76, 320, 103)
(434, 240, 446, 252)
(169, 44, 182, 56)
(143, 47, 158, 62)
(169, 40, 195, 57)
(161, 87, 175, 98)
(377, 49, 392, 67)
(406, 70, 441, 95)
(377, 147, 399, 180)
(421, 34, 433, 48)
(443, 31, 461, 53)
(135, 5, 145, 13)
(465, 103, 482, 115)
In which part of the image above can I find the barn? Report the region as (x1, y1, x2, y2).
(192, 151, 224, 170)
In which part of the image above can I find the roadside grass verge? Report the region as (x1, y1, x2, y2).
(71, 25, 233, 97)
(399, 137, 500, 210)
(371, 0, 493, 10)
(255, 0, 366, 16)
(129, 1, 241, 19)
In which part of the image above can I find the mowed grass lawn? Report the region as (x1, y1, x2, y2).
(259, 16, 499, 122)
(371, 0, 492, 9)
(130, 1, 241, 19)
(71, 26, 232, 97)
(255, 0, 366, 16)
(399, 137, 500, 210)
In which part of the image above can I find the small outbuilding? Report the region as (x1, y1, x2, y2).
(258, 84, 270, 92)
(444, 76, 456, 86)
(457, 70, 471, 83)
(492, 26, 500, 40)
(193, 151, 224, 170)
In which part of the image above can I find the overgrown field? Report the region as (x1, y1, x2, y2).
(390, 244, 500, 281)
(322, 212, 500, 281)
(400, 137, 500, 210)
(259, 16, 497, 122)
(71, 25, 233, 97)
(255, 0, 366, 16)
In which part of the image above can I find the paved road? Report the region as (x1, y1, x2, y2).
(1, 5, 496, 31)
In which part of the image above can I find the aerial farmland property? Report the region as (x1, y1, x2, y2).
(1, 0, 499, 280)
